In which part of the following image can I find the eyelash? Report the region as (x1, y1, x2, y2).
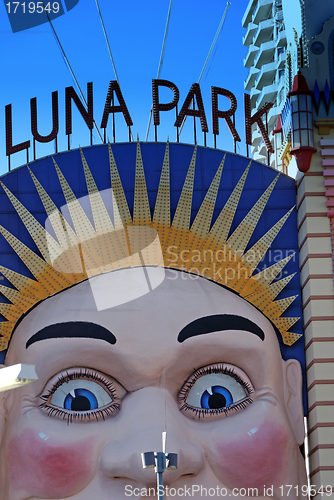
(39, 368, 121, 424)
(178, 363, 254, 420)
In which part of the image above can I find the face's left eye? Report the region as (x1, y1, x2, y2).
(178, 363, 254, 420)
(40, 368, 127, 422)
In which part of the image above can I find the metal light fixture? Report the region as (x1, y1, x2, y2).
(288, 71, 316, 172)
(142, 432, 178, 500)
(0, 364, 38, 393)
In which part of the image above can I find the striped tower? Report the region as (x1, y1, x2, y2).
(297, 122, 334, 492)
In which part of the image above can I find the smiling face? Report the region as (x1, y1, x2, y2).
(0, 268, 306, 500)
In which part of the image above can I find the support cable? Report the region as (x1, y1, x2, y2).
(43, 3, 104, 143)
(95, 0, 120, 85)
(145, 0, 173, 141)
(95, 0, 133, 141)
(179, 1, 231, 137)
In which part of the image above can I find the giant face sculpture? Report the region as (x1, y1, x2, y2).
(0, 142, 306, 498)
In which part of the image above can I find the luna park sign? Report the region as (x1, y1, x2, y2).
(5, 79, 275, 166)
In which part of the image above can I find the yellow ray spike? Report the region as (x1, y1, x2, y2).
(227, 174, 279, 255)
(133, 140, 151, 226)
(28, 167, 78, 246)
(0, 322, 16, 341)
(29, 167, 101, 280)
(0, 303, 22, 322)
(53, 158, 108, 275)
(163, 146, 197, 267)
(239, 254, 295, 298)
(171, 146, 197, 231)
(108, 142, 132, 230)
(207, 161, 251, 248)
(80, 148, 113, 234)
(0, 336, 9, 349)
(0, 225, 72, 294)
(53, 158, 96, 241)
(190, 153, 225, 241)
(282, 332, 302, 346)
(226, 207, 295, 293)
(246, 273, 295, 310)
(80, 148, 129, 271)
(153, 141, 170, 249)
(0, 265, 47, 299)
(0, 285, 37, 313)
(263, 295, 298, 319)
(0, 181, 76, 284)
(242, 207, 294, 266)
(273, 316, 299, 335)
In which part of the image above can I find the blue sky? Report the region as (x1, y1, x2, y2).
(1, 0, 251, 174)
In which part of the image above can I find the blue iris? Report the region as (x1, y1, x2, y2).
(64, 388, 98, 411)
(200, 385, 233, 409)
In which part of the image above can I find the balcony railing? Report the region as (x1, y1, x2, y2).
(254, 39, 275, 68)
(252, 0, 273, 25)
(242, 0, 258, 28)
(275, 28, 286, 47)
(245, 66, 259, 91)
(254, 61, 276, 90)
(243, 22, 257, 47)
(253, 18, 274, 47)
(244, 44, 259, 68)
(256, 83, 277, 109)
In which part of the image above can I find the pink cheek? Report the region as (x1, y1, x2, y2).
(7, 429, 95, 498)
(216, 421, 289, 490)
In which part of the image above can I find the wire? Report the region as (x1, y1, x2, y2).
(42, 3, 104, 143)
(95, 0, 133, 141)
(145, 0, 173, 141)
(179, 1, 231, 137)
(95, 0, 120, 85)
(198, 2, 231, 84)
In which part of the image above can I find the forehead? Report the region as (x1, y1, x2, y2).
(8, 268, 280, 353)
(6, 268, 284, 393)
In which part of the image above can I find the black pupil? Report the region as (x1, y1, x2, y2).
(208, 393, 227, 409)
(71, 395, 91, 411)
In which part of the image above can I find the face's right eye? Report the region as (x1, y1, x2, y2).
(40, 368, 127, 423)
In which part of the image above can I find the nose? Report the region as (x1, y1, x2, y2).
(99, 387, 204, 486)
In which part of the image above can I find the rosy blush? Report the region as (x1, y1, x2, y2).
(7, 429, 95, 498)
(216, 421, 289, 490)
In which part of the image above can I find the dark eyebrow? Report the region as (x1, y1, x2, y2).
(26, 322, 116, 349)
(177, 314, 265, 343)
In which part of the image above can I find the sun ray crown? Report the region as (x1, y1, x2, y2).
(0, 145, 300, 350)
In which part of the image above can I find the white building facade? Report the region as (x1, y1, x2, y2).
(242, 0, 287, 169)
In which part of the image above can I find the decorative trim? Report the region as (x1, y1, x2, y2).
(297, 192, 325, 210)
(302, 274, 333, 288)
(308, 400, 334, 412)
(308, 444, 334, 457)
(298, 213, 328, 230)
(299, 233, 331, 251)
(308, 422, 334, 435)
(305, 337, 334, 350)
(315, 118, 334, 135)
(307, 380, 334, 391)
(309, 466, 334, 477)
(304, 316, 334, 329)
(307, 359, 334, 371)
(300, 254, 332, 272)
(302, 295, 334, 310)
